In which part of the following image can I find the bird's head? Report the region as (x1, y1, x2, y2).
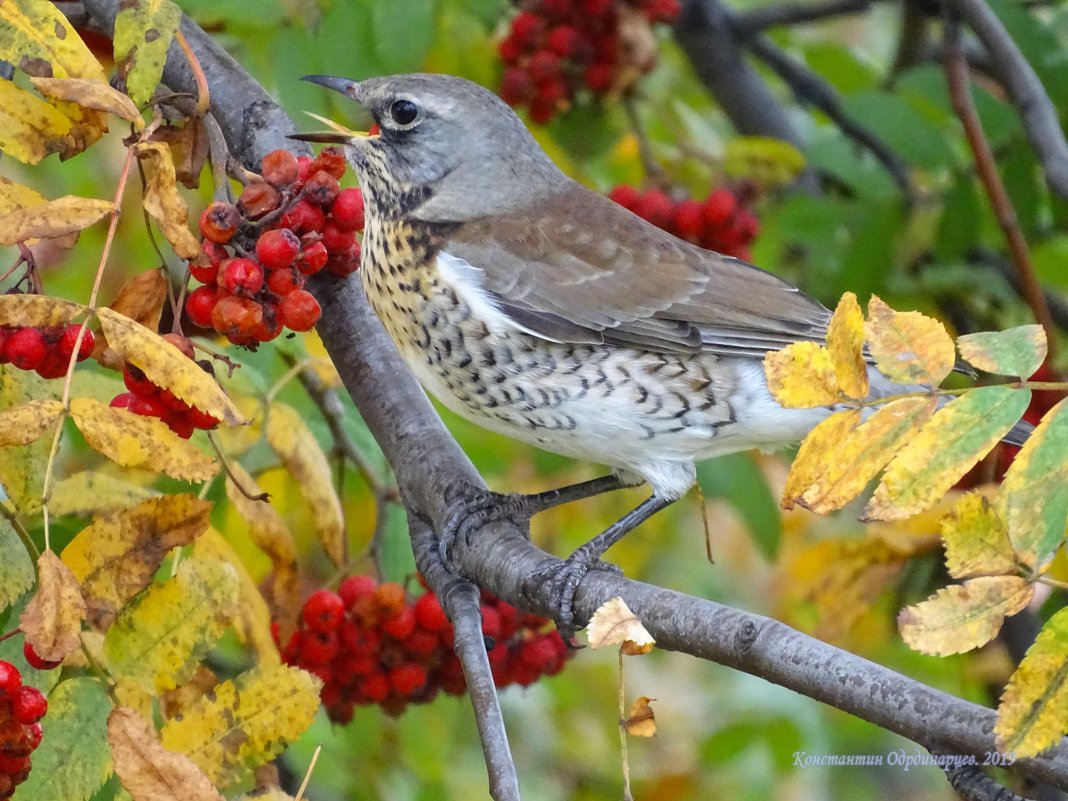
(293, 73, 565, 222)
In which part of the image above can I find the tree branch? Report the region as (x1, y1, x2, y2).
(733, 0, 873, 38)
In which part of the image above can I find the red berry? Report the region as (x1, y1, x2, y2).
(300, 630, 339, 666)
(388, 663, 427, 696)
(498, 35, 523, 64)
(703, 188, 737, 227)
(608, 184, 641, 211)
(35, 349, 67, 380)
(5, 328, 46, 371)
(22, 642, 60, 671)
(583, 0, 616, 17)
(260, 149, 299, 188)
(256, 228, 301, 270)
(329, 188, 365, 231)
(320, 221, 355, 254)
(185, 285, 219, 328)
(511, 12, 545, 47)
(218, 257, 264, 298)
(529, 95, 559, 125)
(310, 147, 347, 180)
(338, 575, 377, 609)
(405, 630, 440, 656)
(11, 686, 46, 724)
(211, 296, 264, 340)
(671, 199, 705, 243)
(298, 241, 329, 275)
(279, 199, 326, 234)
(546, 25, 582, 58)
(238, 182, 282, 220)
(109, 392, 136, 410)
(296, 155, 315, 183)
(198, 202, 240, 244)
(123, 365, 157, 397)
(500, 67, 536, 107)
(518, 635, 559, 672)
(57, 324, 94, 362)
(266, 267, 305, 296)
(0, 660, 21, 694)
(162, 333, 196, 360)
(381, 607, 416, 640)
(634, 190, 673, 228)
(279, 290, 321, 332)
(480, 606, 502, 641)
(252, 303, 285, 342)
(360, 671, 390, 703)
(585, 62, 616, 92)
(528, 51, 561, 85)
(187, 406, 221, 430)
(325, 244, 361, 276)
(166, 411, 196, 439)
(302, 170, 341, 208)
(128, 394, 167, 419)
(303, 589, 345, 633)
(26, 722, 42, 750)
(413, 592, 449, 633)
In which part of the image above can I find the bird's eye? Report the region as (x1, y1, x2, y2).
(389, 99, 419, 126)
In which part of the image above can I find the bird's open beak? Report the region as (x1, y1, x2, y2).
(289, 75, 376, 144)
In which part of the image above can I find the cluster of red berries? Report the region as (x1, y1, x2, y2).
(498, 0, 681, 123)
(188, 148, 365, 347)
(109, 334, 220, 439)
(0, 323, 94, 379)
(609, 185, 760, 261)
(0, 658, 47, 800)
(279, 576, 572, 723)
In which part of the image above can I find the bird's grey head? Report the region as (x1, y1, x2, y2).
(298, 73, 566, 223)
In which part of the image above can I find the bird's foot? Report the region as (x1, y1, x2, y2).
(527, 544, 622, 646)
(438, 489, 532, 564)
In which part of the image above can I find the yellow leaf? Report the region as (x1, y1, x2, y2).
(0, 176, 46, 216)
(108, 707, 225, 801)
(825, 291, 868, 400)
(0, 78, 75, 164)
(266, 403, 345, 566)
(160, 664, 321, 787)
(193, 529, 278, 665)
(782, 409, 861, 508)
(0, 193, 113, 244)
(995, 607, 1068, 757)
(113, 0, 183, 107)
(764, 342, 841, 408)
(109, 269, 170, 335)
(623, 696, 657, 738)
(103, 555, 238, 692)
(898, 576, 1033, 655)
(586, 596, 655, 653)
(225, 462, 299, 639)
(0, 0, 107, 82)
(865, 296, 954, 387)
(160, 664, 218, 721)
(941, 493, 1018, 579)
(48, 470, 160, 517)
(0, 366, 53, 510)
(786, 398, 935, 514)
(0, 398, 63, 445)
(133, 141, 200, 259)
(30, 77, 143, 127)
(0, 293, 88, 327)
(723, 136, 806, 187)
(864, 387, 1031, 521)
(62, 494, 212, 629)
(0, 518, 34, 614)
(97, 308, 246, 426)
(957, 325, 1047, 379)
(20, 549, 87, 662)
(305, 331, 343, 389)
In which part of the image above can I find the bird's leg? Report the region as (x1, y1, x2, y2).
(530, 493, 675, 644)
(438, 474, 629, 562)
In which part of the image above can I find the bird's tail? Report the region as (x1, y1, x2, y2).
(1002, 418, 1034, 447)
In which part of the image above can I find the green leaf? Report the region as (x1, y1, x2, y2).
(16, 678, 113, 801)
(941, 492, 1017, 579)
(935, 177, 981, 262)
(0, 366, 55, 511)
(957, 325, 1047, 378)
(698, 453, 781, 560)
(370, 0, 438, 75)
(113, 0, 182, 107)
(0, 519, 33, 614)
(841, 90, 957, 170)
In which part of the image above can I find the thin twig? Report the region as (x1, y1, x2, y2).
(206, 431, 269, 501)
(618, 649, 633, 801)
(943, 18, 1056, 360)
(733, 0, 872, 37)
(174, 30, 210, 117)
(0, 504, 40, 561)
(621, 92, 667, 187)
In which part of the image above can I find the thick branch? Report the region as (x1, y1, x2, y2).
(733, 0, 873, 37)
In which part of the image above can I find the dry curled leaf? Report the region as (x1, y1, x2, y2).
(586, 597, 654, 653)
(30, 76, 143, 126)
(0, 294, 87, 327)
(623, 696, 657, 738)
(133, 141, 200, 259)
(0, 194, 113, 244)
(20, 549, 87, 662)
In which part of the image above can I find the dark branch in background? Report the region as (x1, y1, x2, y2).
(946, 0, 1068, 201)
(943, 16, 1057, 359)
(733, 0, 872, 37)
(77, 0, 1068, 795)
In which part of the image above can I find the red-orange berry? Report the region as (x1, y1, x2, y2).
(238, 182, 282, 220)
(185, 286, 218, 328)
(302, 170, 341, 208)
(388, 663, 427, 696)
(266, 266, 305, 296)
(199, 202, 240, 244)
(218, 258, 264, 298)
(298, 240, 329, 275)
(381, 607, 417, 641)
(279, 289, 321, 332)
(338, 575, 377, 609)
(212, 296, 264, 340)
(256, 228, 301, 270)
(413, 593, 449, 633)
(11, 687, 46, 725)
(22, 642, 60, 671)
(310, 147, 347, 180)
(5, 328, 46, 371)
(329, 188, 365, 231)
(303, 589, 345, 633)
(261, 149, 300, 188)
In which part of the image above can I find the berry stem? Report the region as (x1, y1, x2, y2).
(618, 648, 633, 801)
(175, 30, 211, 118)
(205, 431, 270, 502)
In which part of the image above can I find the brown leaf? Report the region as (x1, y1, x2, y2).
(94, 269, 170, 365)
(20, 549, 87, 662)
(623, 696, 657, 737)
(151, 122, 209, 190)
(108, 707, 225, 801)
(133, 141, 200, 259)
(30, 77, 143, 126)
(586, 597, 654, 653)
(0, 194, 113, 244)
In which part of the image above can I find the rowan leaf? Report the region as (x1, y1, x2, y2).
(864, 386, 1031, 521)
(48, 470, 160, 517)
(786, 397, 934, 514)
(0, 176, 46, 215)
(160, 663, 321, 787)
(108, 707, 225, 801)
(0, 0, 107, 82)
(0, 293, 88, 327)
(0, 78, 75, 164)
(0, 193, 113, 244)
(996, 607, 1068, 758)
(942, 493, 1017, 579)
(193, 528, 278, 664)
(114, 0, 182, 107)
(266, 403, 345, 565)
(0, 518, 34, 613)
(20, 549, 87, 662)
(0, 398, 63, 445)
(70, 397, 218, 482)
(865, 295, 955, 387)
(587, 596, 655, 653)
(825, 291, 868, 400)
(62, 494, 212, 629)
(0, 367, 53, 510)
(225, 462, 299, 638)
(999, 397, 1068, 570)
(97, 308, 246, 425)
(764, 341, 842, 408)
(898, 576, 1033, 655)
(108, 269, 170, 335)
(623, 696, 657, 737)
(103, 555, 238, 692)
(30, 76, 143, 126)
(782, 409, 860, 508)
(15, 677, 113, 801)
(957, 325, 1047, 379)
(133, 141, 200, 259)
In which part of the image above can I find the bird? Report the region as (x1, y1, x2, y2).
(293, 73, 1029, 637)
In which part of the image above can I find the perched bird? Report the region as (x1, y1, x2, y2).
(295, 73, 1025, 635)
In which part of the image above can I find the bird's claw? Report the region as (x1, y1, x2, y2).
(438, 489, 529, 565)
(527, 547, 622, 645)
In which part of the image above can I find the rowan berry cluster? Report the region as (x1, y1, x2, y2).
(109, 334, 220, 438)
(280, 576, 572, 723)
(0, 659, 47, 800)
(0, 323, 94, 379)
(609, 185, 760, 261)
(498, 0, 681, 123)
(188, 148, 365, 346)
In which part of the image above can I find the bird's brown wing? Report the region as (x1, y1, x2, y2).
(439, 181, 831, 358)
